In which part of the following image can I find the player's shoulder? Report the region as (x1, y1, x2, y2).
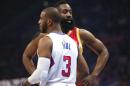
(39, 35, 53, 46)
(78, 28, 94, 37)
(40, 35, 52, 42)
(73, 27, 91, 34)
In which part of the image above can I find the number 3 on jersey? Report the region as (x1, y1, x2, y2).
(62, 56, 71, 77)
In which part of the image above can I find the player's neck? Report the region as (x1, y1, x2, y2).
(48, 23, 62, 33)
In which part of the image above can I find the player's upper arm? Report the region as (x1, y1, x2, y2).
(79, 29, 106, 55)
(37, 36, 52, 59)
(23, 33, 46, 59)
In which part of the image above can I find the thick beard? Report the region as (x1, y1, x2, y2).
(61, 20, 75, 34)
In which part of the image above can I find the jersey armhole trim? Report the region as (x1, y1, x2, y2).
(76, 28, 83, 53)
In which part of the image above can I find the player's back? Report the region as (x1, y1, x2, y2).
(40, 33, 78, 86)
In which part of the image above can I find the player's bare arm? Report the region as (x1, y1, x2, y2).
(37, 36, 52, 58)
(79, 29, 109, 85)
(77, 49, 89, 84)
(22, 36, 52, 86)
(22, 33, 46, 74)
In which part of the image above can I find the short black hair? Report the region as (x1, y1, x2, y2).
(44, 7, 61, 23)
(54, 0, 68, 7)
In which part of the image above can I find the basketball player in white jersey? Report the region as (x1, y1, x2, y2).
(22, 7, 88, 86)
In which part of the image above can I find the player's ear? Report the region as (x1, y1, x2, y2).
(47, 18, 53, 26)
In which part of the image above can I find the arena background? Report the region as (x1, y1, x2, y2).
(0, 0, 129, 86)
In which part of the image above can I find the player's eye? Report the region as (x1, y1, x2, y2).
(62, 9, 68, 14)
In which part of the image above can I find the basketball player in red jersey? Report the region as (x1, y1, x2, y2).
(23, 0, 109, 86)
(54, 0, 109, 86)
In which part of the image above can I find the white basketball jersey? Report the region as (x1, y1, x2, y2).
(40, 33, 78, 86)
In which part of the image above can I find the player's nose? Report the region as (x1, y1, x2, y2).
(67, 16, 72, 19)
(66, 12, 71, 17)
(66, 13, 72, 19)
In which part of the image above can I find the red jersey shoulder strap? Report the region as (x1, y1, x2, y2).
(75, 27, 83, 53)
(68, 27, 83, 53)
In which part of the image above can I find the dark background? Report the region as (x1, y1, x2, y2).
(0, 0, 129, 85)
